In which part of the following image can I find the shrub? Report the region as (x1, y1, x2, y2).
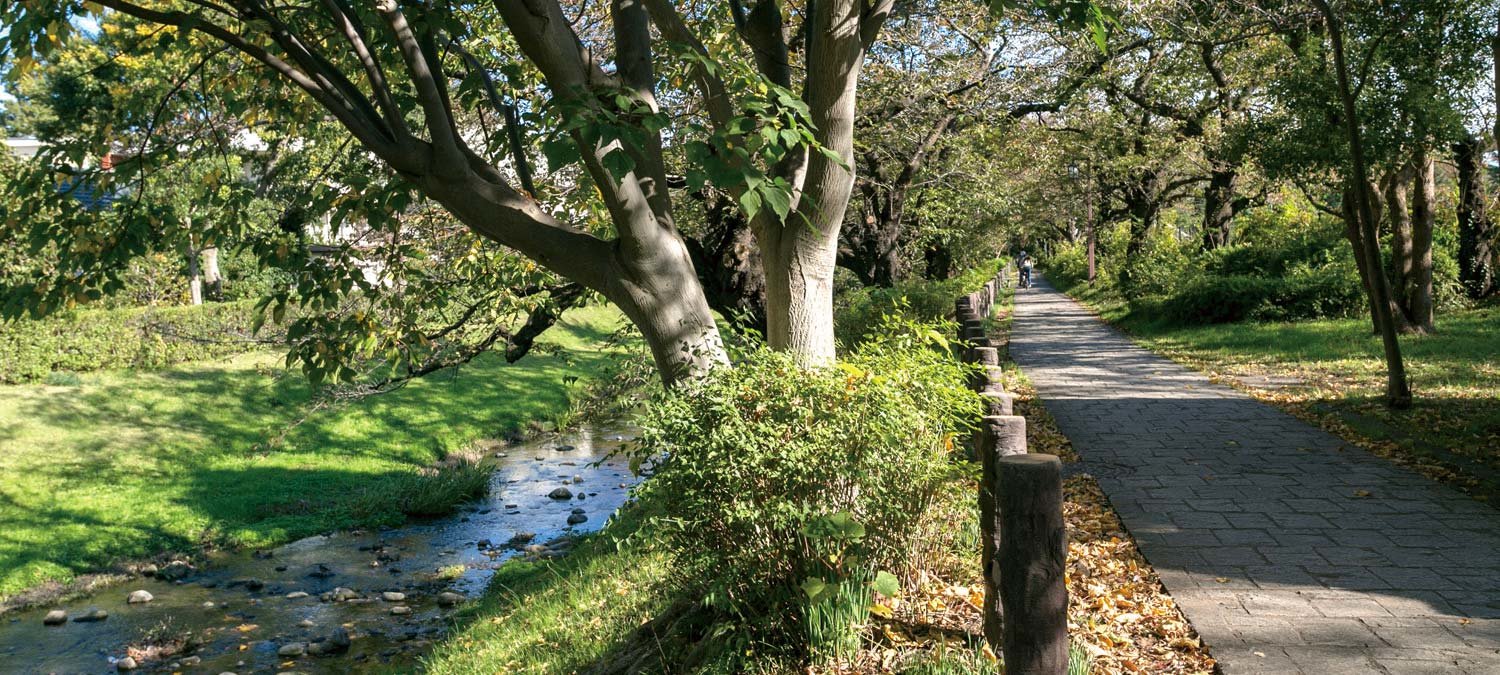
(834, 261, 1001, 347)
(1156, 275, 1278, 324)
(0, 301, 272, 383)
(632, 316, 980, 660)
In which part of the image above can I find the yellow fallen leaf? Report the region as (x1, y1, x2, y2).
(870, 603, 894, 619)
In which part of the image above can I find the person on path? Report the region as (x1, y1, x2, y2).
(1017, 250, 1033, 288)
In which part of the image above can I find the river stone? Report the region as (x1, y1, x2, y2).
(570, 508, 586, 514)
(381, 591, 406, 602)
(180, 656, 201, 666)
(137, 563, 158, 577)
(42, 610, 66, 625)
(547, 487, 572, 499)
(202, 601, 216, 609)
(298, 619, 316, 628)
(307, 626, 351, 655)
(157, 560, 192, 581)
(555, 444, 574, 452)
(566, 513, 588, 525)
(437, 592, 463, 607)
(285, 591, 309, 599)
(390, 605, 412, 615)
(116, 656, 139, 670)
(127, 590, 153, 604)
(73, 609, 108, 623)
(572, 475, 583, 484)
(506, 532, 534, 547)
(277, 642, 307, 657)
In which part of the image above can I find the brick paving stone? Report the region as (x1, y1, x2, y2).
(1009, 277, 1500, 673)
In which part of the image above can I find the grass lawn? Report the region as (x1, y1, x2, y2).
(1063, 280, 1500, 502)
(0, 305, 635, 601)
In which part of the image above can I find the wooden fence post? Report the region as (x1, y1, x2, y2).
(980, 390, 1015, 416)
(976, 414, 1027, 650)
(997, 454, 1068, 675)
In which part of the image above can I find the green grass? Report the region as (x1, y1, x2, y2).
(0, 305, 633, 600)
(1058, 277, 1500, 501)
(420, 511, 675, 674)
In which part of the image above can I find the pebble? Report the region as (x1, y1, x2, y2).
(572, 475, 584, 484)
(567, 513, 588, 525)
(157, 560, 193, 581)
(571, 508, 586, 514)
(555, 444, 575, 452)
(116, 656, 138, 671)
(202, 601, 216, 609)
(126, 590, 153, 604)
(437, 592, 464, 607)
(298, 619, 316, 628)
(277, 642, 307, 657)
(42, 610, 66, 626)
(180, 656, 201, 666)
(547, 487, 573, 499)
(73, 609, 108, 623)
(390, 605, 412, 615)
(285, 591, 309, 599)
(381, 591, 406, 602)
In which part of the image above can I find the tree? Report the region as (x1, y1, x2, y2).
(3, 0, 901, 385)
(1309, 0, 1410, 406)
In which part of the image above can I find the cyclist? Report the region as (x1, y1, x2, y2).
(1017, 250, 1033, 288)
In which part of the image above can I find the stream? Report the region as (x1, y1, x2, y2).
(0, 425, 640, 673)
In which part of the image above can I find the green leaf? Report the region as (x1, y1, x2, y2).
(760, 184, 792, 222)
(872, 570, 900, 598)
(542, 137, 580, 170)
(739, 189, 763, 219)
(601, 148, 636, 182)
(801, 576, 829, 601)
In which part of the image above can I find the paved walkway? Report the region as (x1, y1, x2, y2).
(1010, 277, 1500, 674)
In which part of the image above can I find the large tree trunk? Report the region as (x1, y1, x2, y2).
(1383, 162, 1414, 315)
(201, 246, 222, 301)
(1407, 147, 1436, 333)
(924, 237, 955, 280)
(684, 191, 768, 335)
(757, 0, 876, 366)
(1201, 167, 1237, 250)
(838, 204, 906, 287)
(1455, 136, 1498, 298)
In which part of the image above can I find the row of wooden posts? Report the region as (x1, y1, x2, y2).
(955, 266, 1070, 675)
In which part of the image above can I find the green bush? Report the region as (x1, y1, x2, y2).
(633, 315, 980, 661)
(0, 301, 272, 383)
(834, 261, 1001, 347)
(1155, 263, 1365, 325)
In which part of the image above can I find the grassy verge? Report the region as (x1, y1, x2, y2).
(0, 305, 634, 601)
(1054, 275, 1500, 503)
(420, 510, 675, 674)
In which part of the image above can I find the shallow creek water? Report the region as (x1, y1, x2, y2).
(0, 425, 640, 673)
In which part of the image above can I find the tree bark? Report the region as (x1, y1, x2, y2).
(1343, 187, 1409, 336)
(924, 238, 955, 280)
(1201, 166, 1237, 250)
(684, 191, 768, 335)
(1455, 136, 1497, 298)
(1315, 0, 1412, 408)
(1383, 162, 1414, 315)
(1407, 147, 1436, 332)
(201, 246, 222, 301)
(758, 0, 879, 366)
